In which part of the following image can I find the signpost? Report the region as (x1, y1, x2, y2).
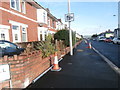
(65, 0, 74, 56)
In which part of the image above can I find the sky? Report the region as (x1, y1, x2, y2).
(35, 0, 119, 36)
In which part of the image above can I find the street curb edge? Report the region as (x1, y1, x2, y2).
(92, 47, 120, 75)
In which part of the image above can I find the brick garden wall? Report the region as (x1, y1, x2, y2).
(0, 41, 81, 89)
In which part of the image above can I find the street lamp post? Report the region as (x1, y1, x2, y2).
(68, 0, 73, 56)
(113, 14, 119, 38)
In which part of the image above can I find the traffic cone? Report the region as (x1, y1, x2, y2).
(86, 42, 92, 49)
(51, 52, 61, 71)
(89, 42, 92, 49)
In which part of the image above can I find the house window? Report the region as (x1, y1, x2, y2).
(52, 20, 55, 28)
(11, 0, 15, 8)
(22, 27, 27, 42)
(12, 25, 20, 43)
(15, 34, 18, 40)
(43, 12, 46, 23)
(21, 1, 26, 14)
(48, 17, 50, 27)
(1, 34, 5, 40)
(40, 34, 42, 41)
(10, 0, 20, 11)
(12, 25, 19, 30)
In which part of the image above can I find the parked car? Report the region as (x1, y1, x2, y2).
(104, 37, 113, 42)
(0, 40, 25, 57)
(113, 38, 120, 44)
(98, 37, 106, 41)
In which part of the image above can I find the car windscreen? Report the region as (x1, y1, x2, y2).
(0, 41, 17, 49)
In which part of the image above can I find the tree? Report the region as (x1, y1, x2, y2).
(91, 34, 98, 38)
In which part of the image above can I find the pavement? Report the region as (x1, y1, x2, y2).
(26, 41, 120, 89)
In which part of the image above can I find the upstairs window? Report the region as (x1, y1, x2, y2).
(21, 1, 26, 14)
(48, 17, 50, 27)
(10, 0, 20, 11)
(52, 20, 55, 28)
(43, 12, 46, 23)
(11, 0, 15, 8)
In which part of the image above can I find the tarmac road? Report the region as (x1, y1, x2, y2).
(26, 41, 120, 89)
(91, 40, 120, 68)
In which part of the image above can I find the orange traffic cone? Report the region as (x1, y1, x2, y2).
(51, 52, 61, 71)
(86, 42, 92, 49)
(89, 42, 92, 49)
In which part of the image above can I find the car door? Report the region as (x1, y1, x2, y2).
(117, 38, 120, 44)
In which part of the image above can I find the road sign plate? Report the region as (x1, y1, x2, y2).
(65, 13, 74, 22)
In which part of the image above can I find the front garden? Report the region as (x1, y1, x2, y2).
(0, 29, 82, 89)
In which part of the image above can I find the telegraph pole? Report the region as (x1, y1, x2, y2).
(68, 0, 73, 56)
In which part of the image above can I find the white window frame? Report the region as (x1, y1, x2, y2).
(0, 25, 10, 41)
(1, 33, 5, 40)
(38, 27, 48, 41)
(10, 0, 21, 12)
(43, 12, 46, 23)
(48, 17, 50, 27)
(12, 25, 21, 43)
(9, 20, 28, 43)
(22, 27, 27, 42)
(21, 1, 26, 14)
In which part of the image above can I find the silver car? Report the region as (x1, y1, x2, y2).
(113, 38, 120, 44)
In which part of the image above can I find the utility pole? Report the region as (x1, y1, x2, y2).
(68, 0, 73, 56)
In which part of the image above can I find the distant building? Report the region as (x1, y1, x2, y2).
(104, 30, 114, 38)
(98, 29, 114, 38)
(76, 33, 82, 39)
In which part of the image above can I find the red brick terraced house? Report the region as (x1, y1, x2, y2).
(0, 0, 66, 43)
(37, 8, 64, 41)
(0, 0, 44, 43)
(0, 0, 70, 89)
(47, 8, 58, 35)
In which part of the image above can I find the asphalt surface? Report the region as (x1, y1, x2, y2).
(26, 41, 120, 89)
(91, 40, 120, 68)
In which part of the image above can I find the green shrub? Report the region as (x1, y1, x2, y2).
(54, 29, 76, 47)
(35, 34, 55, 58)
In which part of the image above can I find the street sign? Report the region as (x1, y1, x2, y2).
(0, 64, 10, 82)
(65, 13, 74, 22)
